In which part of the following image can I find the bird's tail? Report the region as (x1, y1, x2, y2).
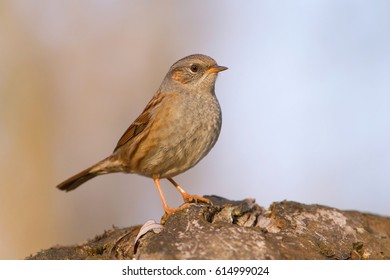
(57, 157, 119, 192)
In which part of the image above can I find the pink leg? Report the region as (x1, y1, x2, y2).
(167, 177, 211, 204)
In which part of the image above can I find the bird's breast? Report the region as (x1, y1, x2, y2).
(134, 92, 222, 178)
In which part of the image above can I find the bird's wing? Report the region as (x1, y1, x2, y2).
(113, 91, 165, 152)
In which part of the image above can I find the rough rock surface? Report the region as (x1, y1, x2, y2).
(27, 196, 390, 260)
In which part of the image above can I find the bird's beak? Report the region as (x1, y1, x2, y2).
(206, 65, 228, 74)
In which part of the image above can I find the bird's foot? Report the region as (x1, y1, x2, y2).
(161, 203, 191, 224)
(182, 193, 212, 205)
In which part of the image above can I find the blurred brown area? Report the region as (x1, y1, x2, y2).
(1, 2, 55, 259)
(0, 1, 226, 259)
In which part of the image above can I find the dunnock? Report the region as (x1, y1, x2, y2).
(57, 54, 227, 215)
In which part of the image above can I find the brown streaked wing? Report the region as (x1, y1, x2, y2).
(113, 91, 165, 152)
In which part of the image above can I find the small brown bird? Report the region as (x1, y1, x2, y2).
(57, 54, 227, 215)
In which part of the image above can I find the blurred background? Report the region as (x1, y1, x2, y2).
(1, 0, 389, 259)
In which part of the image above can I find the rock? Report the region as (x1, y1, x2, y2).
(27, 196, 390, 260)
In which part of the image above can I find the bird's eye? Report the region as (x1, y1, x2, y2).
(190, 64, 199, 73)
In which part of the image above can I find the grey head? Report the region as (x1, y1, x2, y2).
(160, 54, 228, 93)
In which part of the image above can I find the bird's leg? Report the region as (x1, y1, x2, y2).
(167, 177, 211, 204)
(153, 178, 190, 216)
(153, 178, 175, 215)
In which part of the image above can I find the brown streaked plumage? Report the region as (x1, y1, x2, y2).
(57, 54, 227, 215)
